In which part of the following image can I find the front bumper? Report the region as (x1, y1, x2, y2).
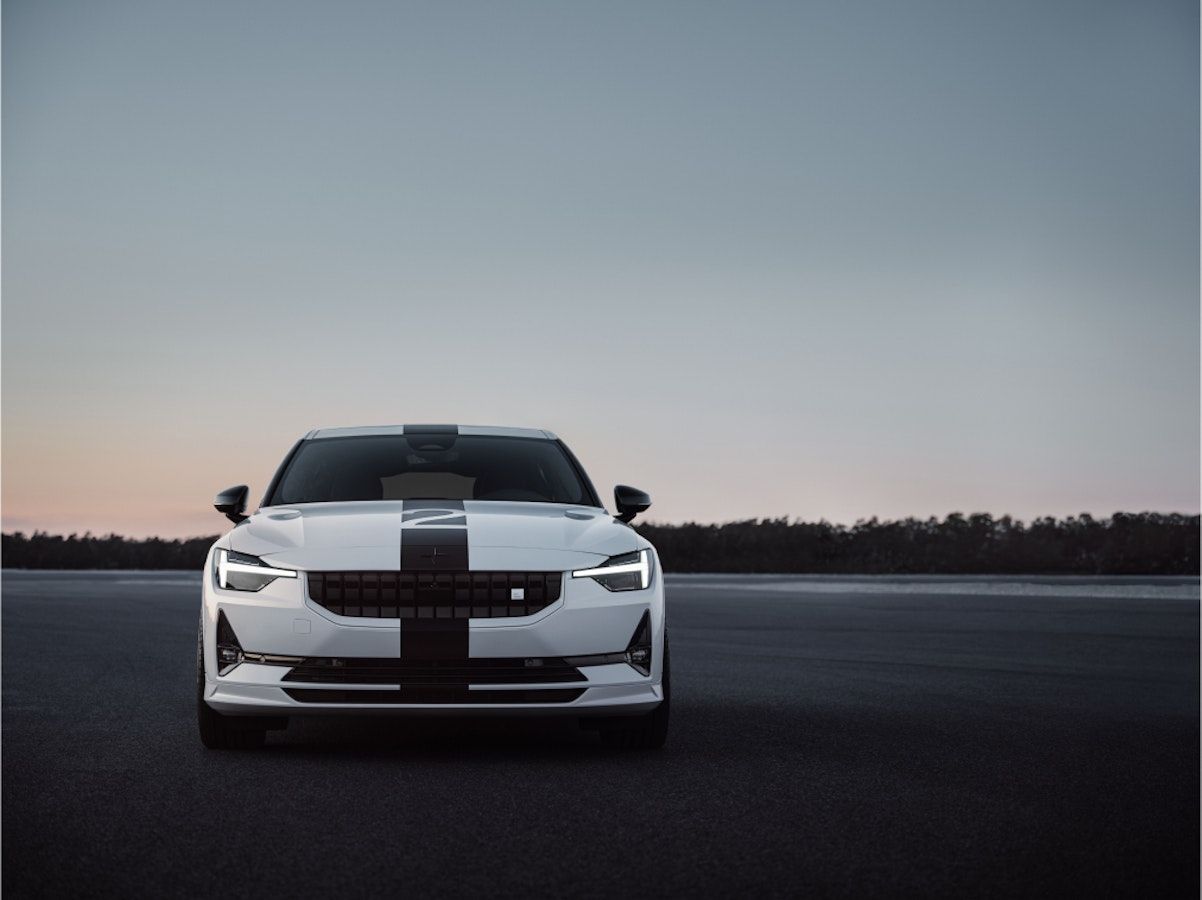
(206, 665, 663, 716)
(200, 546, 666, 717)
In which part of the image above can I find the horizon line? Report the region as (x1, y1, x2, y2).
(4, 508, 1200, 543)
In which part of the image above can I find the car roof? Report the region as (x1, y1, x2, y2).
(304, 424, 558, 441)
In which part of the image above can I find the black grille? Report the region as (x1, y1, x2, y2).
(282, 657, 586, 685)
(306, 571, 563, 618)
(283, 687, 585, 705)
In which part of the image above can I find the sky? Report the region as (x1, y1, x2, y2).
(3, 0, 1198, 539)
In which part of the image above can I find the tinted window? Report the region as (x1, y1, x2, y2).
(269, 435, 594, 506)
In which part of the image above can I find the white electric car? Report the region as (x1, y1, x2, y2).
(198, 425, 668, 750)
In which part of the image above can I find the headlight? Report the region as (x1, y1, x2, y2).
(571, 549, 653, 592)
(214, 548, 298, 592)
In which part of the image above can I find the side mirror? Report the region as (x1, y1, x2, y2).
(214, 485, 250, 524)
(614, 484, 651, 523)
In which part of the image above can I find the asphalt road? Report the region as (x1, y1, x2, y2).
(3, 571, 1198, 898)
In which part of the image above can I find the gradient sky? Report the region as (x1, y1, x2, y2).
(3, 0, 1198, 538)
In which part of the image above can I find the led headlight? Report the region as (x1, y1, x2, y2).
(572, 549, 653, 592)
(214, 548, 298, 592)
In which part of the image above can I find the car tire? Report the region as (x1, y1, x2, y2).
(196, 619, 268, 750)
(598, 634, 671, 750)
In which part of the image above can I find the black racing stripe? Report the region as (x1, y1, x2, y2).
(401, 619, 469, 661)
(401, 528, 470, 570)
(400, 500, 468, 571)
(400, 499, 470, 660)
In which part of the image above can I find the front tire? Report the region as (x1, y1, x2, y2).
(598, 634, 671, 750)
(196, 619, 268, 750)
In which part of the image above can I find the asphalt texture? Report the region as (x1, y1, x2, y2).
(3, 571, 1198, 898)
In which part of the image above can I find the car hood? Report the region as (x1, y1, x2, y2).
(228, 500, 637, 571)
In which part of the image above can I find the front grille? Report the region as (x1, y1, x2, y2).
(282, 657, 586, 685)
(283, 687, 586, 705)
(306, 571, 563, 618)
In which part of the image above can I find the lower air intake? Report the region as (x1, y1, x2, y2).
(283, 688, 585, 705)
(282, 657, 586, 685)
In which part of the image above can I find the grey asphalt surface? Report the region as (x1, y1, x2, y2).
(2, 571, 1198, 898)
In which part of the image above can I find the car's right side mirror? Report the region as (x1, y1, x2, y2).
(614, 484, 651, 523)
(214, 484, 250, 524)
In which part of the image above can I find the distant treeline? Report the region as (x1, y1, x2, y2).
(636, 513, 1200, 575)
(2, 532, 219, 571)
(1, 512, 1198, 574)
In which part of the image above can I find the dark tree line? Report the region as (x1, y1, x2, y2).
(636, 512, 1199, 574)
(1, 532, 220, 570)
(2, 512, 1197, 574)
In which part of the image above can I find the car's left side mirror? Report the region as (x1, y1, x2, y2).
(614, 484, 651, 523)
(214, 484, 250, 524)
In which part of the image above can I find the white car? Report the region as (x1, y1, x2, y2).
(197, 425, 668, 750)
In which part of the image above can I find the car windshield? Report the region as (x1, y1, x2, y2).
(268, 435, 594, 506)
